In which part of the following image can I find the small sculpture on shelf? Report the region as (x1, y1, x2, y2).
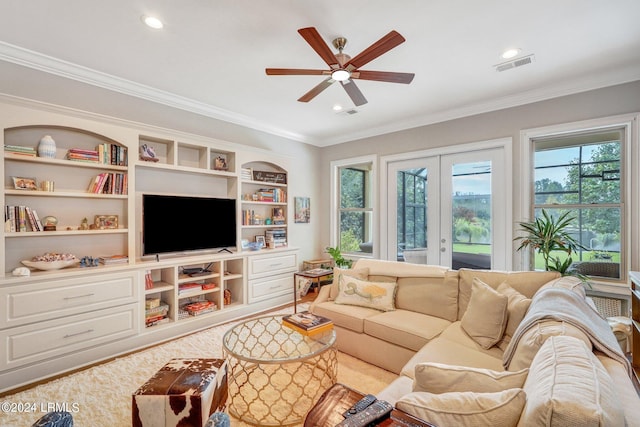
(79, 217, 89, 230)
(139, 143, 159, 162)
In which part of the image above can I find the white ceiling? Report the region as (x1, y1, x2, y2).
(1, 0, 639, 147)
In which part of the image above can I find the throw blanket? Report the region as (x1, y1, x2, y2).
(502, 287, 633, 377)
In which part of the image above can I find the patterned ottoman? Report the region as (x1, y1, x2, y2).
(132, 358, 228, 427)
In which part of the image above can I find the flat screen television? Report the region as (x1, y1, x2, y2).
(142, 194, 236, 256)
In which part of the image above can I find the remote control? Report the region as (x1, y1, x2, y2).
(336, 400, 393, 427)
(342, 394, 377, 418)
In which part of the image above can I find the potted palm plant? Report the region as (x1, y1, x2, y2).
(514, 209, 587, 278)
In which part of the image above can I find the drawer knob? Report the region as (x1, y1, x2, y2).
(63, 293, 95, 300)
(64, 329, 94, 339)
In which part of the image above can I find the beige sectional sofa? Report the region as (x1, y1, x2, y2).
(309, 258, 640, 426)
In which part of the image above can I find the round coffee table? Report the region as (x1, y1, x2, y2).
(222, 315, 337, 426)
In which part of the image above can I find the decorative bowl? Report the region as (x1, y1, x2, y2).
(22, 259, 80, 271)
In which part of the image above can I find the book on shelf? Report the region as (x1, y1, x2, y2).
(4, 145, 37, 156)
(4, 205, 43, 232)
(178, 282, 203, 295)
(144, 270, 154, 290)
(99, 255, 129, 265)
(282, 311, 334, 336)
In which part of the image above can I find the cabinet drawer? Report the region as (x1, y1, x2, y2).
(249, 275, 292, 303)
(0, 272, 138, 329)
(249, 253, 297, 278)
(0, 303, 138, 371)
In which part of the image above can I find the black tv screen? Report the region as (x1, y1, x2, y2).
(142, 194, 236, 256)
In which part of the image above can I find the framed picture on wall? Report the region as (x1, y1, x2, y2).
(294, 197, 310, 223)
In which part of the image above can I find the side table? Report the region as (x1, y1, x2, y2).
(304, 383, 436, 427)
(293, 268, 333, 312)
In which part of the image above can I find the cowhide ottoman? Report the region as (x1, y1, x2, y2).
(132, 358, 228, 427)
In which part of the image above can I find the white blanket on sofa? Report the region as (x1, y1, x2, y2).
(503, 287, 633, 377)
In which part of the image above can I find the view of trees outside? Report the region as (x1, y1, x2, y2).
(396, 169, 427, 254)
(533, 140, 621, 270)
(339, 167, 370, 252)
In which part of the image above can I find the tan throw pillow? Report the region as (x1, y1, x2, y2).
(461, 278, 508, 349)
(496, 283, 532, 351)
(519, 335, 624, 427)
(334, 275, 397, 311)
(396, 389, 525, 427)
(413, 362, 529, 394)
(328, 267, 368, 300)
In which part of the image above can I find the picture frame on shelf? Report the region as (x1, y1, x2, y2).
(95, 214, 119, 229)
(294, 197, 310, 223)
(213, 155, 228, 171)
(12, 177, 37, 190)
(255, 235, 266, 246)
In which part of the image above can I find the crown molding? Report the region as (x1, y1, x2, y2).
(0, 41, 310, 144)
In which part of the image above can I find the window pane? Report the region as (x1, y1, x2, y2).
(340, 168, 365, 208)
(340, 211, 372, 252)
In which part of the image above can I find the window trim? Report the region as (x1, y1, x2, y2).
(519, 113, 639, 294)
(330, 155, 377, 258)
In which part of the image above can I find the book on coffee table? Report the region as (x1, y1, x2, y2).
(282, 311, 333, 336)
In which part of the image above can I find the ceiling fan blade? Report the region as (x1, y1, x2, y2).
(344, 30, 406, 70)
(298, 78, 335, 103)
(266, 68, 329, 76)
(341, 79, 368, 106)
(298, 27, 340, 68)
(353, 70, 415, 84)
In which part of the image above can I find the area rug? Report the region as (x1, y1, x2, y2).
(0, 304, 396, 427)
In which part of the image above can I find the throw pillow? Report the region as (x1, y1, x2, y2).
(413, 362, 529, 394)
(496, 283, 532, 351)
(519, 335, 624, 426)
(334, 275, 397, 311)
(460, 278, 509, 349)
(396, 389, 525, 427)
(328, 267, 369, 301)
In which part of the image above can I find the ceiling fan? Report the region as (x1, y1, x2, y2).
(266, 27, 415, 106)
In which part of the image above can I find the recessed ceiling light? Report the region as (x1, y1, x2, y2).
(333, 104, 343, 112)
(501, 48, 521, 59)
(142, 15, 163, 29)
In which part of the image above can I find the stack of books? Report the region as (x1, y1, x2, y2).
(241, 168, 253, 180)
(4, 145, 37, 157)
(266, 228, 287, 248)
(256, 188, 287, 202)
(178, 282, 203, 296)
(66, 148, 100, 163)
(99, 255, 128, 265)
(183, 300, 217, 316)
(145, 299, 170, 328)
(282, 311, 333, 336)
(97, 143, 128, 166)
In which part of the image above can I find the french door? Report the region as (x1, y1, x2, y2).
(386, 148, 507, 269)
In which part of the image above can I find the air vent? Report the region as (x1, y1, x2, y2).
(495, 54, 535, 72)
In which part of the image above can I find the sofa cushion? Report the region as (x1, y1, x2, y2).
(311, 301, 380, 333)
(334, 275, 397, 311)
(394, 270, 459, 322)
(438, 322, 505, 359)
(461, 278, 508, 349)
(457, 269, 560, 320)
(401, 337, 505, 379)
(496, 283, 532, 351)
(396, 389, 525, 427)
(519, 335, 624, 427)
(364, 310, 451, 352)
(328, 267, 369, 300)
(413, 362, 528, 394)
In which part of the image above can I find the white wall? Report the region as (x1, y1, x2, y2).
(318, 80, 640, 263)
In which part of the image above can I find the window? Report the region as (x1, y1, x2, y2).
(531, 127, 625, 280)
(331, 157, 374, 255)
(397, 168, 427, 253)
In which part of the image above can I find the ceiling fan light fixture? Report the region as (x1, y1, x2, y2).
(501, 48, 521, 59)
(331, 69, 350, 82)
(141, 15, 164, 29)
